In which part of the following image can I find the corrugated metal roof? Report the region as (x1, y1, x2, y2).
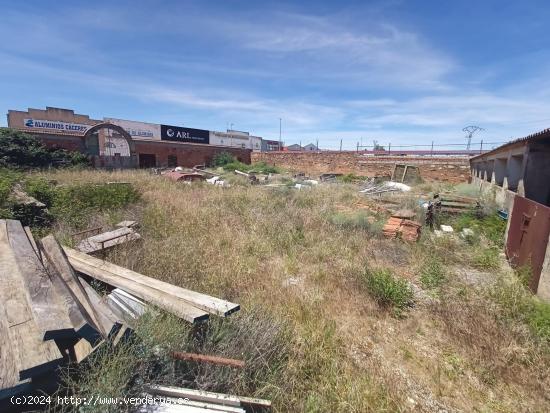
(470, 127, 550, 160)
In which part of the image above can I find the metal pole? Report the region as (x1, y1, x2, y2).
(388, 143, 391, 155)
(340, 139, 342, 152)
(316, 139, 319, 152)
(279, 118, 282, 151)
(431, 141, 434, 157)
(356, 142, 359, 153)
(230, 123, 234, 147)
(480, 140, 483, 154)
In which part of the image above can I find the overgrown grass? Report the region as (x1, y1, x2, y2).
(491, 277, 550, 344)
(35, 169, 550, 412)
(419, 255, 446, 289)
(451, 212, 507, 247)
(361, 268, 413, 316)
(328, 211, 383, 235)
(472, 246, 500, 270)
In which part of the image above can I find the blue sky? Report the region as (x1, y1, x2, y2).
(1, 0, 550, 149)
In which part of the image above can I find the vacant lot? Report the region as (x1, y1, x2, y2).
(21, 169, 550, 412)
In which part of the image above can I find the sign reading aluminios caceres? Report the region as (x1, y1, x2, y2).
(160, 125, 209, 144)
(23, 118, 90, 133)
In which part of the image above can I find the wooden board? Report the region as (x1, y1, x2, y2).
(64, 247, 239, 317)
(115, 220, 138, 228)
(146, 385, 271, 410)
(76, 227, 141, 254)
(79, 279, 122, 338)
(39, 235, 107, 339)
(6, 220, 75, 341)
(0, 220, 63, 380)
(68, 257, 209, 324)
(23, 226, 41, 262)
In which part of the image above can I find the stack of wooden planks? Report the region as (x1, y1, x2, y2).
(141, 385, 271, 412)
(438, 193, 479, 214)
(0, 219, 240, 401)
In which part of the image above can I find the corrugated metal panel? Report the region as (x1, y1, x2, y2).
(506, 196, 550, 292)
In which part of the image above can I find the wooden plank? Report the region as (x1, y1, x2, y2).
(39, 235, 107, 339)
(146, 385, 271, 410)
(6, 220, 75, 340)
(79, 279, 123, 338)
(76, 227, 141, 254)
(0, 220, 63, 380)
(115, 220, 138, 228)
(0, 294, 25, 398)
(23, 226, 41, 262)
(64, 247, 239, 317)
(69, 258, 209, 324)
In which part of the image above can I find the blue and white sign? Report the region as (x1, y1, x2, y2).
(23, 118, 90, 133)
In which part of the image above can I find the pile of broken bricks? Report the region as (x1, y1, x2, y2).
(383, 216, 422, 242)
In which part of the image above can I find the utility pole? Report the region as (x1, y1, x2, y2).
(279, 118, 282, 151)
(230, 123, 234, 147)
(316, 139, 319, 152)
(431, 141, 434, 157)
(388, 143, 391, 155)
(480, 139, 483, 154)
(356, 142, 359, 153)
(340, 139, 343, 152)
(463, 126, 484, 150)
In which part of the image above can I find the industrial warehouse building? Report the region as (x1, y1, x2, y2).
(5, 107, 280, 168)
(470, 128, 550, 301)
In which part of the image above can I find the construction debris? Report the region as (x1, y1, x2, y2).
(0, 219, 240, 401)
(360, 181, 411, 195)
(164, 171, 206, 183)
(171, 351, 246, 368)
(440, 225, 454, 233)
(76, 226, 141, 254)
(438, 193, 479, 214)
(391, 164, 421, 184)
(142, 385, 271, 412)
(383, 217, 422, 242)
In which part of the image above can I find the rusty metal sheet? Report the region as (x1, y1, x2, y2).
(506, 196, 550, 292)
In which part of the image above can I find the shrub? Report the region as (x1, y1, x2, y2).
(491, 278, 550, 344)
(0, 128, 88, 169)
(52, 182, 140, 228)
(212, 151, 236, 167)
(453, 212, 506, 248)
(472, 247, 500, 270)
(419, 255, 446, 289)
(362, 268, 413, 315)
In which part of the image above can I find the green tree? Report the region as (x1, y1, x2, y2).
(0, 128, 88, 169)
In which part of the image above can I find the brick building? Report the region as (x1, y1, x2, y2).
(6, 107, 251, 168)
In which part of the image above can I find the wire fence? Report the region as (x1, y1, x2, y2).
(353, 140, 508, 154)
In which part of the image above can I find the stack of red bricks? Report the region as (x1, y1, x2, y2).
(382, 217, 422, 242)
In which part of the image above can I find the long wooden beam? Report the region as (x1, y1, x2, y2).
(68, 257, 209, 324)
(40, 235, 106, 339)
(6, 220, 75, 341)
(0, 220, 63, 380)
(64, 247, 240, 317)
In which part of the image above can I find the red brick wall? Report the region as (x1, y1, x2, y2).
(252, 151, 471, 183)
(134, 141, 251, 168)
(30, 132, 251, 168)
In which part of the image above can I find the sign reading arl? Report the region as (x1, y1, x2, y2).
(160, 125, 209, 144)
